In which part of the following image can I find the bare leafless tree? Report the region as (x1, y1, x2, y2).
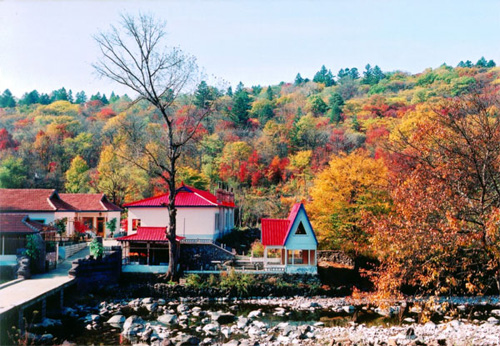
(93, 13, 211, 280)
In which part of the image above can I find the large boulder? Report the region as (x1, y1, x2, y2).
(158, 314, 178, 325)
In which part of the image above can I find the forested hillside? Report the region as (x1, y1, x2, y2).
(1, 59, 500, 294)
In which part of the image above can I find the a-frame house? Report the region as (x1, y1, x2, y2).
(261, 203, 318, 274)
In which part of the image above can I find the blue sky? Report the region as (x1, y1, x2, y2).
(0, 0, 499, 98)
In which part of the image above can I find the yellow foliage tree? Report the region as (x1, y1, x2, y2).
(308, 149, 390, 255)
(65, 155, 91, 193)
(96, 145, 148, 205)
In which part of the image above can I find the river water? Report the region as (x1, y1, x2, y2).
(19, 295, 500, 345)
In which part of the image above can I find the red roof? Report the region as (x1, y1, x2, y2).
(0, 214, 52, 234)
(116, 227, 184, 243)
(261, 203, 317, 246)
(58, 193, 122, 211)
(261, 219, 290, 246)
(0, 189, 121, 212)
(123, 185, 235, 208)
(0, 189, 60, 211)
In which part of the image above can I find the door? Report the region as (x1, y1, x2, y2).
(97, 217, 105, 237)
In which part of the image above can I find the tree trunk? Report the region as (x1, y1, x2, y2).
(495, 268, 500, 295)
(166, 157, 178, 281)
(166, 205, 178, 280)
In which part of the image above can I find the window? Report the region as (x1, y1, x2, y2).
(215, 213, 219, 231)
(295, 222, 307, 235)
(132, 219, 141, 231)
(30, 219, 46, 224)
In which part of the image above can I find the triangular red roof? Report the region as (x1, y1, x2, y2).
(116, 227, 184, 242)
(123, 184, 235, 208)
(261, 203, 317, 246)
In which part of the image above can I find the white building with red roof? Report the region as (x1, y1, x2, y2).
(117, 184, 235, 268)
(261, 203, 318, 274)
(0, 189, 122, 238)
(123, 184, 235, 240)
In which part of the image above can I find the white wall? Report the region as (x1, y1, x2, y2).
(127, 207, 219, 240)
(55, 211, 121, 237)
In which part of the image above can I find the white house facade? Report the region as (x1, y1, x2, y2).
(123, 184, 235, 241)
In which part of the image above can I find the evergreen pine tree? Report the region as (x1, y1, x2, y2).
(328, 92, 344, 124)
(0, 89, 16, 108)
(266, 86, 274, 101)
(75, 91, 87, 104)
(294, 73, 304, 85)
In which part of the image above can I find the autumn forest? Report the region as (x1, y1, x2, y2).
(1, 57, 500, 295)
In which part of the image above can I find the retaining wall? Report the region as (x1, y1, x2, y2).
(180, 244, 235, 271)
(68, 247, 122, 292)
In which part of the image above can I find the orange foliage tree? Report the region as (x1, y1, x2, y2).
(373, 87, 500, 295)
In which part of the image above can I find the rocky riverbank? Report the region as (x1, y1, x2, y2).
(23, 296, 500, 346)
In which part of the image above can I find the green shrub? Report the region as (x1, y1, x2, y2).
(185, 274, 204, 288)
(106, 218, 117, 237)
(220, 269, 255, 296)
(89, 238, 104, 258)
(24, 234, 39, 261)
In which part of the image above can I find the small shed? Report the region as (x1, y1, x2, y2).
(261, 203, 318, 274)
(117, 226, 184, 266)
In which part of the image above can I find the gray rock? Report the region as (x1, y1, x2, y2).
(175, 334, 200, 345)
(221, 326, 231, 339)
(247, 326, 262, 337)
(342, 305, 355, 314)
(274, 307, 286, 316)
(487, 316, 499, 324)
(142, 297, 153, 304)
(247, 310, 261, 319)
(177, 304, 190, 314)
(107, 315, 125, 324)
(200, 338, 213, 346)
(158, 314, 178, 325)
(146, 302, 159, 312)
(122, 315, 145, 337)
(222, 340, 239, 346)
(202, 323, 219, 335)
(282, 324, 297, 336)
(237, 317, 249, 329)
